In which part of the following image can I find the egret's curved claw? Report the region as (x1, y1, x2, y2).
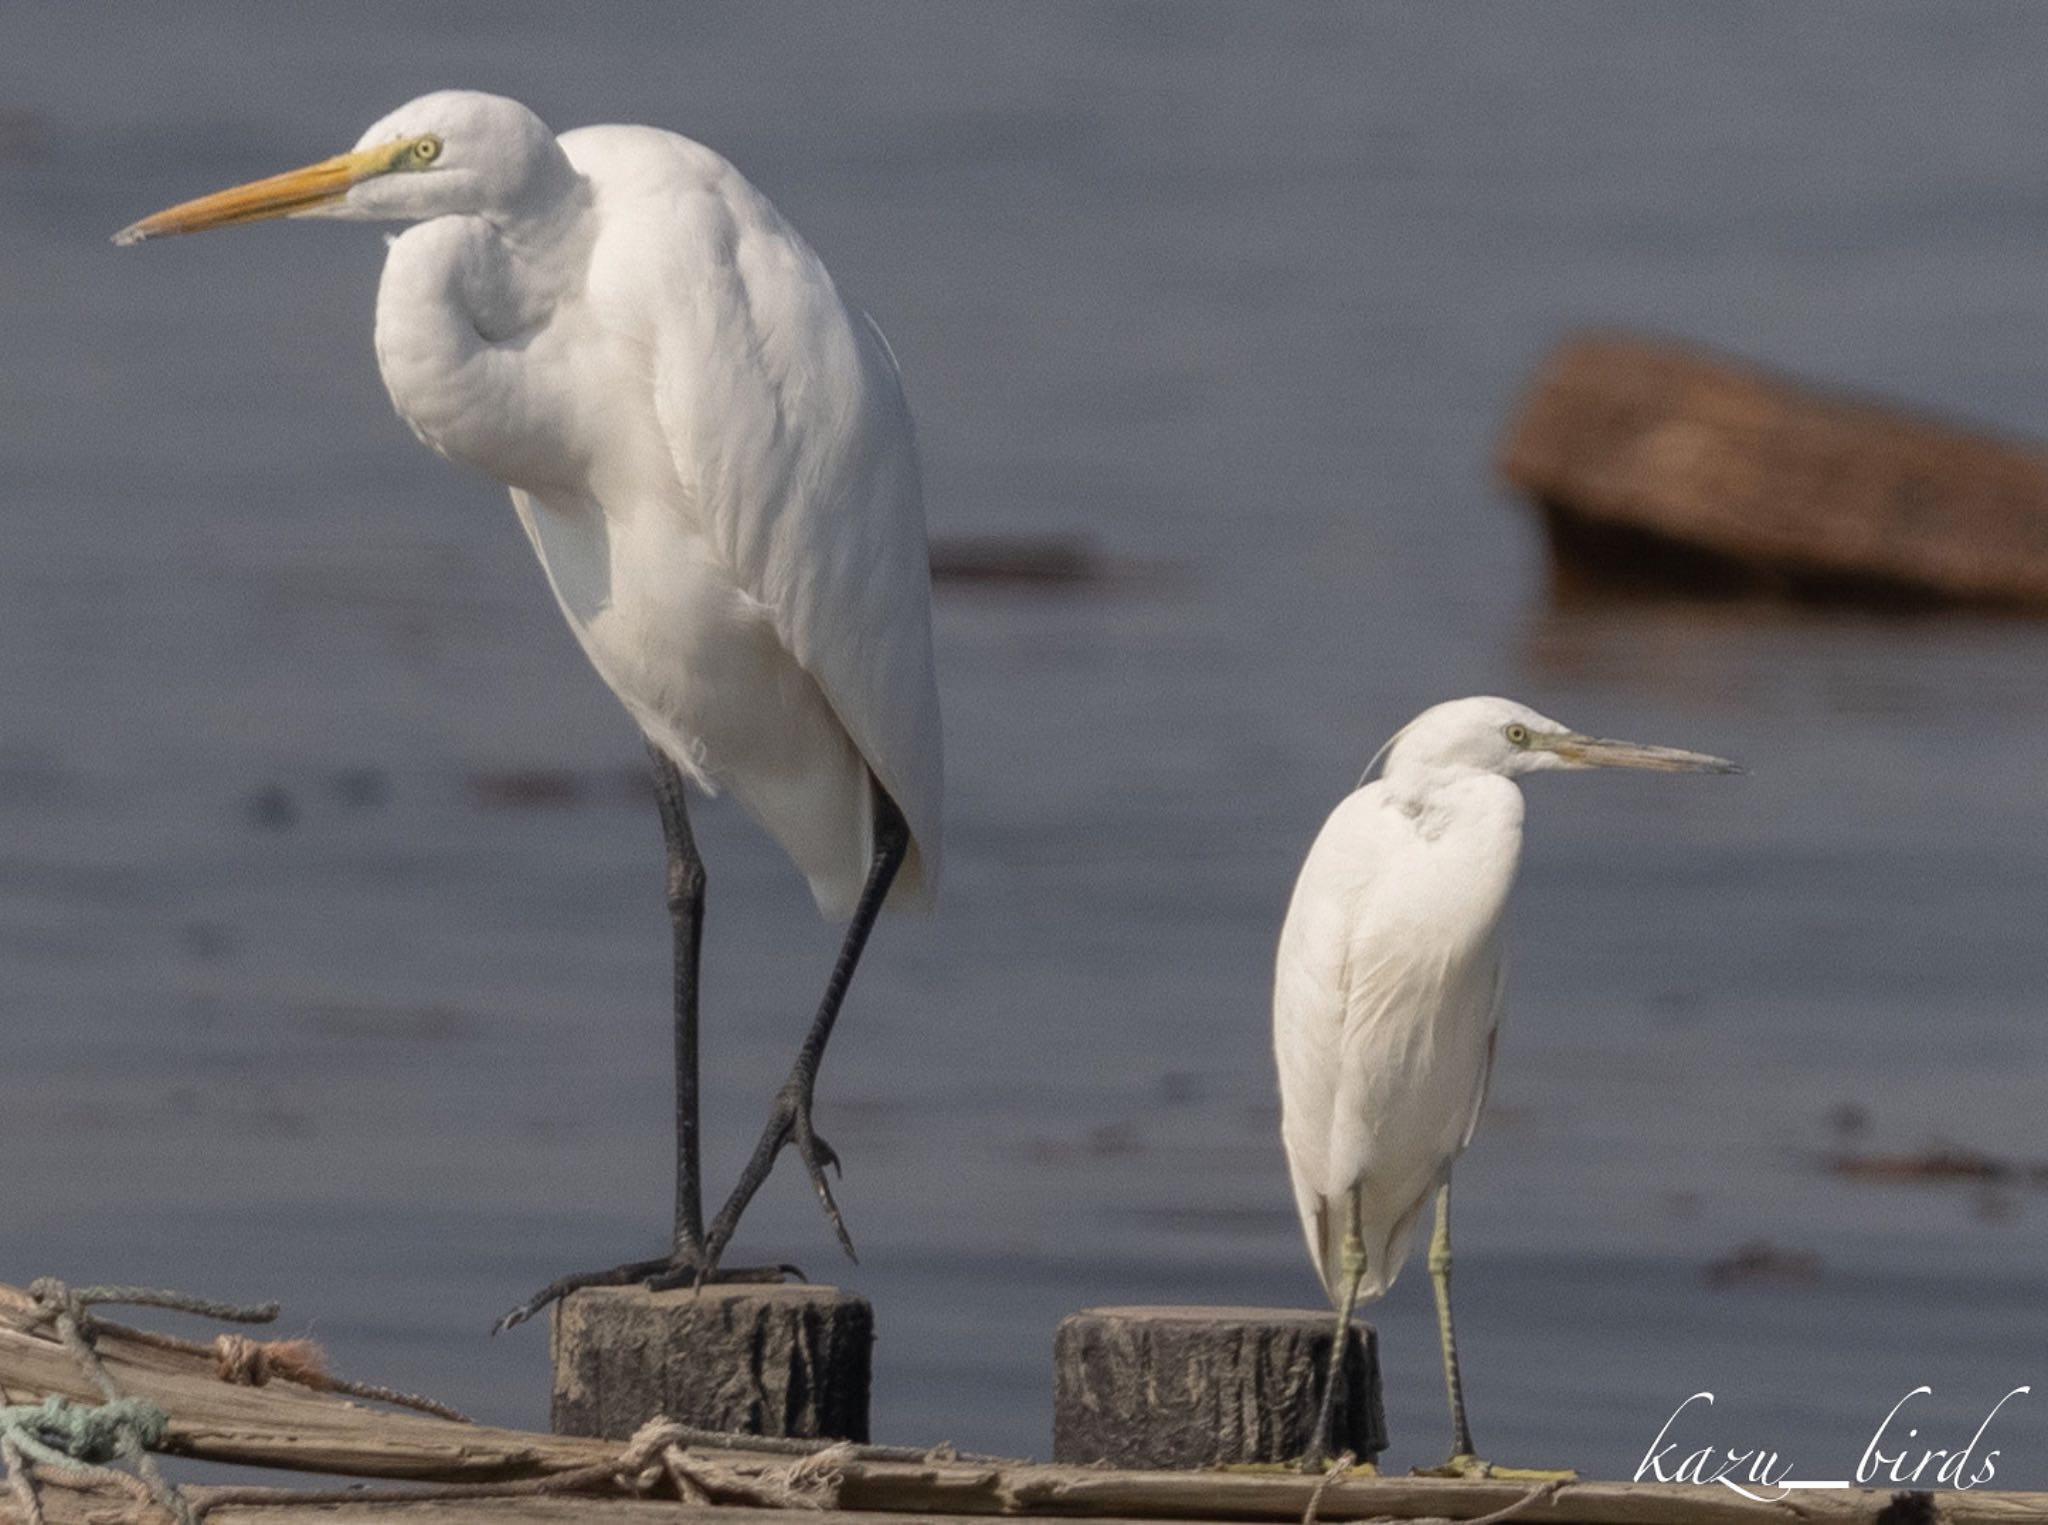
(790, 1101, 857, 1262)
(492, 1255, 674, 1334)
(688, 1261, 805, 1291)
(493, 1254, 805, 1333)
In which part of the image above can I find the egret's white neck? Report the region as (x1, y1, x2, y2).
(1377, 758, 1524, 833)
(468, 164, 596, 338)
(372, 164, 596, 489)
(1380, 756, 1484, 799)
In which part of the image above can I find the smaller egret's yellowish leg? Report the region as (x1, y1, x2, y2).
(1432, 1178, 1475, 1462)
(1413, 1179, 1575, 1481)
(1301, 1201, 1368, 1473)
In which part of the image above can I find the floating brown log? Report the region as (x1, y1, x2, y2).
(1500, 334, 2048, 607)
(1052, 1306, 1384, 1468)
(551, 1284, 872, 1442)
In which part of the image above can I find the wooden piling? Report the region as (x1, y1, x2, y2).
(1052, 1306, 1386, 1468)
(551, 1283, 873, 1443)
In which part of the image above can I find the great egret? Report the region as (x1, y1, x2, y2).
(1273, 696, 1735, 1470)
(116, 90, 943, 1330)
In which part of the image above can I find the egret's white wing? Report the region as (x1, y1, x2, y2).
(1273, 778, 1521, 1303)
(1458, 973, 1504, 1152)
(568, 126, 942, 910)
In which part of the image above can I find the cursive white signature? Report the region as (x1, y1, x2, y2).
(1635, 1387, 2031, 1500)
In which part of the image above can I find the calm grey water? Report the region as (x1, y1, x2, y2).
(6, 0, 2048, 1487)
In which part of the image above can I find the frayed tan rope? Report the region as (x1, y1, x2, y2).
(636, 1423, 1002, 1465)
(10, 1279, 464, 1525)
(187, 1417, 857, 1518)
(1301, 1449, 1357, 1525)
(317, 1373, 470, 1423)
(207, 1332, 469, 1422)
(1, 1435, 164, 1525)
(1301, 1463, 1564, 1525)
(660, 1441, 714, 1506)
(106, 1311, 468, 1422)
(1463, 1476, 1569, 1525)
(1, 1432, 44, 1525)
(765, 1439, 856, 1507)
(213, 1334, 321, 1387)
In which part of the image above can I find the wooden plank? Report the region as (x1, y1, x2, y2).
(8, 1287, 2048, 1524)
(1499, 333, 2048, 606)
(0, 1286, 613, 1480)
(26, 1472, 2048, 1525)
(19, 1484, 1202, 1525)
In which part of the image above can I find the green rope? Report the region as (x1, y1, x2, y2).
(15, 1281, 200, 1523)
(0, 1395, 170, 1470)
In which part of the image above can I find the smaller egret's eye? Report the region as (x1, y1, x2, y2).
(411, 135, 442, 164)
(1504, 723, 1531, 746)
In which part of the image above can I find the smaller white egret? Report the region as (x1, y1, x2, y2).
(1273, 696, 1736, 1471)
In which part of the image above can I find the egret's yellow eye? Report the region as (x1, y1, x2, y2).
(411, 136, 442, 164)
(1504, 723, 1531, 746)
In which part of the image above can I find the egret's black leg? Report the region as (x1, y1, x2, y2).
(701, 784, 910, 1267)
(495, 747, 793, 1335)
(649, 744, 709, 1257)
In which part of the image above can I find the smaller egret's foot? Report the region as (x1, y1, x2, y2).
(705, 1073, 856, 1266)
(1412, 1454, 1577, 1481)
(1285, 1453, 1380, 1477)
(492, 1252, 803, 1334)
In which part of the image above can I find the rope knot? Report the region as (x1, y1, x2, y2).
(24, 1279, 86, 1335)
(213, 1334, 269, 1385)
(212, 1333, 331, 1389)
(0, 1396, 169, 1467)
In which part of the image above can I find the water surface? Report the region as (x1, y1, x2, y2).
(5, 0, 2048, 1484)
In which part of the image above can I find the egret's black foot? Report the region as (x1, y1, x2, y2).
(706, 1075, 856, 1266)
(492, 1253, 804, 1334)
(1412, 1454, 1576, 1480)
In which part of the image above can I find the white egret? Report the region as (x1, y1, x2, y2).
(1273, 696, 1735, 1470)
(116, 90, 942, 1330)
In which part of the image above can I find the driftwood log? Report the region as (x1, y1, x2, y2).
(552, 1283, 871, 1442)
(1052, 1306, 1384, 1467)
(4, 1286, 2047, 1524)
(1500, 333, 2048, 607)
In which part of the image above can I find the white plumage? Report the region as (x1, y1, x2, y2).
(1273, 741, 1516, 1303)
(117, 90, 944, 1313)
(1274, 696, 1734, 1467)
(364, 96, 942, 914)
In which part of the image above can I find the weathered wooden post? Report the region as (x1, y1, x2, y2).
(551, 1284, 873, 1442)
(1053, 1306, 1386, 1467)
